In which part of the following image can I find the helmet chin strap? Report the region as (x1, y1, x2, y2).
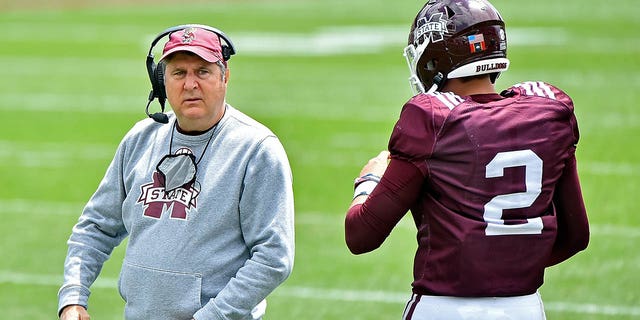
(407, 71, 440, 95)
(428, 72, 445, 93)
(425, 83, 438, 94)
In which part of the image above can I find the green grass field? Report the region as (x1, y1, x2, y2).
(1, 0, 639, 319)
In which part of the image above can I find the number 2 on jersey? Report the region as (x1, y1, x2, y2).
(484, 149, 544, 236)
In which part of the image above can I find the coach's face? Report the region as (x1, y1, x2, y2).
(164, 52, 229, 133)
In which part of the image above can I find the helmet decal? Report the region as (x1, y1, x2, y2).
(499, 29, 507, 50)
(468, 34, 486, 53)
(414, 12, 448, 45)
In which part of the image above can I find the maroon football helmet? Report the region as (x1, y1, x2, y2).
(404, 0, 510, 94)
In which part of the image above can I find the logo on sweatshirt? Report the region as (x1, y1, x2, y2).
(137, 171, 200, 220)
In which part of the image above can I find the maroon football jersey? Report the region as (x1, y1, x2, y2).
(346, 81, 587, 297)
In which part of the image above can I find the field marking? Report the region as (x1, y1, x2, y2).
(3, 24, 567, 55)
(0, 140, 116, 168)
(0, 199, 85, 216)
(583, 161, 640, 176)
(0, 92, 142, 114)
(1, 271, 638, 317)
(1, 199, 639, 239)
(228, 26, 566, 55)
(2, 27, 637, 119)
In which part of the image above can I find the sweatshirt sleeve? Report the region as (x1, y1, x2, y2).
(57, 142, 129, 315)
(194, 136, 295, 320)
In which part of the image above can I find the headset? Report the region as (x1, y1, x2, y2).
(145, 24, 236, 123)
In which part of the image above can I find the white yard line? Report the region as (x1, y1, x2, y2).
(583, 162, 640, 176)
(1, 271, 638, 316)
(231, 25, 565, 54)
(1, 25, 636, 124)
(0, 140, 116, 168)
(0, 92, 143, 114)
(3, 24, 568, 55)
(0, 199, 85, 216)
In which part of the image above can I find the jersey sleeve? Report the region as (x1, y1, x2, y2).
(553, 84, 580, 147)
(547, 149, 590, 266)
(509, 81, 580, 146)
(345, 158, 424, 254)
(388, 97, 446, 176)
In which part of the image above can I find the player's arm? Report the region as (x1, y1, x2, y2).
(547, 152, 589, 266)
(345, 152, 424, 254)
(349, 151, 391, 207)
(345, 99, 436, 254)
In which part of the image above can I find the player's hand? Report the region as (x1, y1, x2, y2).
(350, 151, 390, 207)
(359, 150, 390, 177)
(60, 305, 90, 320)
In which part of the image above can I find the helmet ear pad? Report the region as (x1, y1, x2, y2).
(416, 47, 450, 91)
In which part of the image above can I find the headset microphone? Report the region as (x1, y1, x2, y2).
(145, 91, 169, 124)
(149, 111, 170, 124)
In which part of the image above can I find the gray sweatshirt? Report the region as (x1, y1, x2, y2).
(58, 105, 295, 320)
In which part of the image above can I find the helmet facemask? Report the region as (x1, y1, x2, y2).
(404, 41, 431, 94)
(404, 10, 450, 94)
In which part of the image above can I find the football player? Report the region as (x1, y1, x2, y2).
(344, 0, 590, 319)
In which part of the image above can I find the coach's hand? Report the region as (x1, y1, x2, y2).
(60, 305, 90, 320)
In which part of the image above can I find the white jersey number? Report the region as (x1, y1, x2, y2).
(484, 150, 544, 236)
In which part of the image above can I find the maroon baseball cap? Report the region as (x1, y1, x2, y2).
(160, 27, 224, 63)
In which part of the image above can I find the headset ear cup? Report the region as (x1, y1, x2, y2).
(222, 46, 232, 61)
(154, 62, 166, 101)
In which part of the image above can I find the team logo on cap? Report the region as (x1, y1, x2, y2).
(181, 27, 196, 44)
